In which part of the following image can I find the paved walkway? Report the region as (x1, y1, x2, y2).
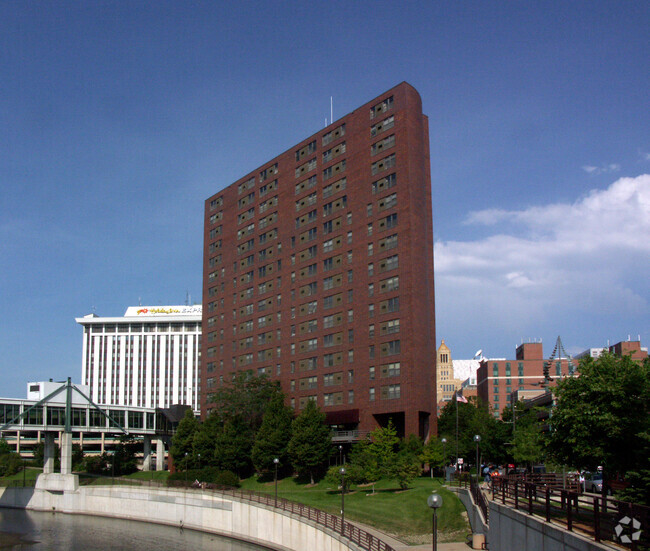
(347, 518, 473, 551)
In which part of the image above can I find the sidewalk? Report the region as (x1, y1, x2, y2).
(346, 518, 473, 551)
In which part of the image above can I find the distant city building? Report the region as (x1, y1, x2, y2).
(436, 340, 464, 403)
(608, 339, 647, 361)
(477, 342, 575, 418)
(575, 339, 647, 362)
(435, 341, 482, 415)
(574, 347, 605, 360)
(201, 83, 436, 439)
(76, 306, 202, 412)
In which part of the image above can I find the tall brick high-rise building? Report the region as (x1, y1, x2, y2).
(201, 83, 436, 439)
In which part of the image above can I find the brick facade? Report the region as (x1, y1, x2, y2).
(201, 83, 436, 438)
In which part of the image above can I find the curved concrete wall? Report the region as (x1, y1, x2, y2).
(0, 485, 362, 551)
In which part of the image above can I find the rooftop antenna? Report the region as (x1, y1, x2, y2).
(330, 96, 333, 124)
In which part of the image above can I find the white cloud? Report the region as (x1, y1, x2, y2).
(435, 174, 650, 356)
(582, 163, 621, 175)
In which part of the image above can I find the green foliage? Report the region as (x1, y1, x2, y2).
(210, 372, 282, 429)
(348, 438, 382, 484)
(169, 408, 199, 470)
(83, 453, 110, 475)
(389, 452, 421, 489)
(0, 439, 12, 455)
(511, 422, 544, 467)
(0, 451, 23, 477)
(112, 435, 139, 476)
(199, 374, 287, 477)
(420, 436, 446, 471)
(369, 420, 399, 476)
(214, 417, 255, 477)
(72, 443, 85, 471)
(548, 354, 650, 476)
(616, 468, 650, 506)
(325, 464, 357, 491)
(346, 422, 421, 489)
(251, 393, 294, 473)
(437, 396, 510, 466)
(288, 400, 331, 484)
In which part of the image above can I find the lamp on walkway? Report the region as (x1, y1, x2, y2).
(473, 434, 481, 501)
(339, 467, 346, 534)
(273, 457, 279, 507)
(427, 492, 443, 551)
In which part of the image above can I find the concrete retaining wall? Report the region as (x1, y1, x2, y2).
(0, 485, 362, 551)
(488, 500, 612, 551)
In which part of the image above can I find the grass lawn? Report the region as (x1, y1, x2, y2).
(240, 475, 470, 543)
(0, 466, 41, 486)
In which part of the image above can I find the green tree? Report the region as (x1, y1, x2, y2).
(170, 408, 199, 470)
(0, 439, 12, 455)
(437, 397, 508, 466)
(420, 436, 445, 476)
(251, 393, 294, 473)
(192, 412, 221, 468)
(348, 438, 382, 485)
(369, 420, 399, 477)
(214, 417, 254, 477)
(389, 451, 421, 489)
(288, 400, 331, 484)
(211, 372, 282, 429)
(511, 422, 544, 469)
(112, 435, 138, 476)
(549, 354, 650, 478)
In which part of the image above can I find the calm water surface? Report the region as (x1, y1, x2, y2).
(0, 508, 271, 550)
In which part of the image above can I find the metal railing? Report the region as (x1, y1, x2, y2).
(491, 477, 649, 550)
(171, 482, 396, 551)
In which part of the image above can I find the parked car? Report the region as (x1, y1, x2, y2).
(583, 471, 605, 494)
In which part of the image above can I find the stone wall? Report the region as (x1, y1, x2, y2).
(488, 500, 612, 551)
(0, 485, 363, 551)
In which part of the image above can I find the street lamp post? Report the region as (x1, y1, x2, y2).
(427, 492, 443, 551)
(184, 452, 188, 487)
(273, 457, 279, 507)
(473, 435, 481, 501)
(338, 445, 343, 465)
(339, 467, 346, 534)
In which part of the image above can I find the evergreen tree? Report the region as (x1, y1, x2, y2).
(214, 417, 255, 477)
(170, 408, 199, 470)
(369, 420, 399, 477)
(251, 393, 294, 473)
(288, 400, 331, 484)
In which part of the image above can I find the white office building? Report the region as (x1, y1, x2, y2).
(76, 305, 201, 413)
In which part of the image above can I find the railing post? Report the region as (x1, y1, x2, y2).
(593, 496, 600, 542)
(567, 491, 573, 531)
(528, 483, 533, 515)
(545, 486, 550, 522)
(502, 479, 506, 504)
(514, 481, 519, 509)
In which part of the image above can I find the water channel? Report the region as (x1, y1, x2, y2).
(0, 508, 272, 550)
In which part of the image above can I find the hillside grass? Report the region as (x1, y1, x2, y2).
(239, 474, 469, 543)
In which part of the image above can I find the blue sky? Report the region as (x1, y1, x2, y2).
(1, 1, 648, 398)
